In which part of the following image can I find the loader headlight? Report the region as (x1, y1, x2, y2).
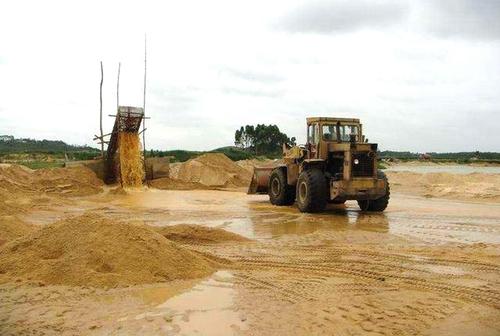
(354, 159, 359, 165)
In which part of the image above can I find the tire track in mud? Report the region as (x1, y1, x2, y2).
(193, 238, 500, 309)
(232, 258, 500, 308)
(251, 242, 500, 273)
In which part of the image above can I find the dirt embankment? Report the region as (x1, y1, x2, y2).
(387, 171, 500, 202)
(0, 214, 216, 288)
(153, 153, 253, 190)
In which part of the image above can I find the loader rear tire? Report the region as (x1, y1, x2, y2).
(357, 171, 390, 212)
(296, 169, 328, 213)
(269, 168, 295, 206)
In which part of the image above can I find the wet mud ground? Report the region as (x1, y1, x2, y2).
(1, 189, 500, 335)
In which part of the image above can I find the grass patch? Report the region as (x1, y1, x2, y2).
(19, 161, 65, 169)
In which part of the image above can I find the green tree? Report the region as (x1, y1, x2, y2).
(234, 124, 295, 156)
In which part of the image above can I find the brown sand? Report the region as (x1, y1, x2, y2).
(118, 132, 144, 187)
(149, 177, 216, 190)
(387, 171, 500, 202)
(155, 224, 250, 244)
(0, 164, 103, 215)
(171, 153, 252, 188)
(236, 158, 281, 174)
(0, 216, 37, 246)
(0, 164, 103, 196)
(1, 189, 499, 335)
(0, 214, 215, 288)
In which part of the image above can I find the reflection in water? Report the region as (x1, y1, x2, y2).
(33, 189, 500, 244)
(247, 201, 389, 238)
(132, 271, 246, 335)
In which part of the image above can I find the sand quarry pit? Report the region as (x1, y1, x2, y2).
(1, 160, 500, 335)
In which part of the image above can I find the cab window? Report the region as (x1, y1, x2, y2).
(307, 124, 314, 143)
(307, 123, 320, 144)
(322, 125, 337, 141)
(339, 125, 359, 141)
(314, 124, 320, 144)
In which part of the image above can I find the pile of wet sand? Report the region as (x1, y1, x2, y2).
(387, 171, 500, 202)
(155, 224, 249, 244)
(0, 214, 215, 288)
(163, 153, 252, 189)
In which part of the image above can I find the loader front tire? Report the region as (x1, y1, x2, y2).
(269, 168, 295, 206)
(296, 169, 328, 213)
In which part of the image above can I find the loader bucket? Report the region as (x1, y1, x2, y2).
(247, 167, 274, 194)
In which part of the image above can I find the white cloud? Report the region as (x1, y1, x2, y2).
(0, 0, 499, 152)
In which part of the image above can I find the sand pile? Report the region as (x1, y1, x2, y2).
(32, 166, 104, 196)
(0, 216, 37, 246)
(236, 159, 281, 174)
(167, 153, 252, 188)
(0, 214, 215, 287)
(149, 178, 213, 190)
(156, 224, 249, 244)
(387, 171, 500, 202)
(117, 132, 144, 187)
(0, 164, 103, 196)
(0, 164, 103, 215)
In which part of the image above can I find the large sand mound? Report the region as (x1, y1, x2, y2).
(0, 164, 103, 196)
(167, 153, 252, 188)
(236, 158, 281, 174)
(387, 171, 500, 202)
(156, 224, 249, 244)
(0, 216, 37, 246)
(0, 214, 215, 287)
(0, 164, 103, 215)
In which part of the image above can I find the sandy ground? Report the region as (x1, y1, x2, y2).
(1, 185, 499, 335)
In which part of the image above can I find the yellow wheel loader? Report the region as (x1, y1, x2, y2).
(248, 117, 389, 212)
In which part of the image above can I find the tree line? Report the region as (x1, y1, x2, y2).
(234, 124, 296, 156)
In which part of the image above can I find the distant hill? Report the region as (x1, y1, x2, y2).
(148, 146, 254, 162)
(2, 135, 499, 164)
(379, 150, 500, 163)
(0, 136, 98, 154)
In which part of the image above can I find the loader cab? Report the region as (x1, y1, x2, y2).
(306, 117, 364, 159)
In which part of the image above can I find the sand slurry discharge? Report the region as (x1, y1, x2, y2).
(0, 214, 217, 288)
(117, 132, 144, 187)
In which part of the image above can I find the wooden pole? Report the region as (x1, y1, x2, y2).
(99, 61, 104, 159)
(116, 62, 121, 112)
(142, 34, 147, 181)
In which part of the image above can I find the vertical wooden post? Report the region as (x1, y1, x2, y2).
(99, 61, 104, 159)
(142, 34, 148, 181)
(116, 62, 121, 112)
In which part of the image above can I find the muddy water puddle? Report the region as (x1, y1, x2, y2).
(121, 271, 246, 335)
(23, 189, 500, 245)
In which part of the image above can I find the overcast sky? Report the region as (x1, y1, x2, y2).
(1, 0, 499, 152)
